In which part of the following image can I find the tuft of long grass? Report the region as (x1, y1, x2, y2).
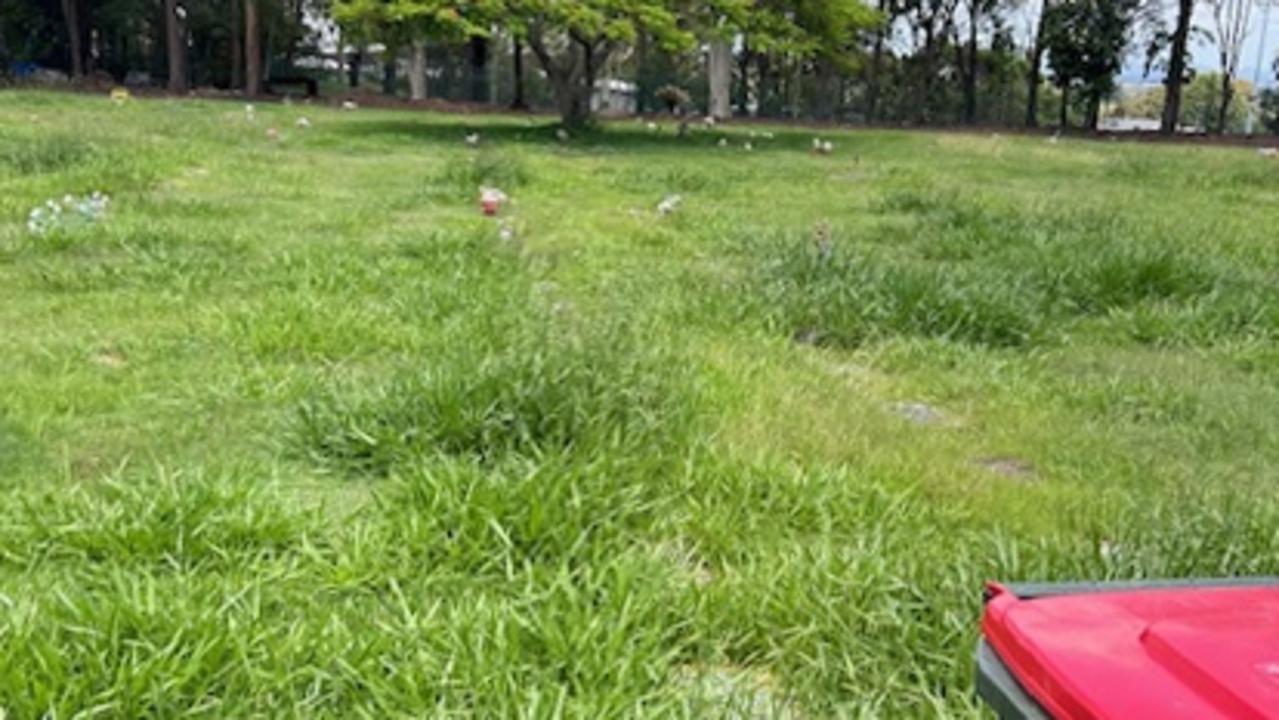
(295, 316, 699, 475)
(0, 132, 98, 175)
(735, 217, 1279, 350)
(433, 147, 532, 198)
(741, 229, 1042, 348)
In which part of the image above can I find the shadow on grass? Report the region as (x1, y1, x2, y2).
(325, 116, 833, 155)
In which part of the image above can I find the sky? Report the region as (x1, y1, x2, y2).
(887, 0, 1279, 88)
(1175, 2, 1278, 87)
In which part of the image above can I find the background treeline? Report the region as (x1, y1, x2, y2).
(2, 0, 1277, 133)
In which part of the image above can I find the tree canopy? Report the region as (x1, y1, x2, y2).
(2, 0, 1276, 133)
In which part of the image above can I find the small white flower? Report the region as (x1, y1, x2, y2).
(28, 192, 109, 236)
(341, 100, 358, 111)
(717, 138, 728, 147)
(295, 117, 311, 129)
(657, 194, 682, 216)
(743, 141, 752, 151)
(646, 122, 658, 132)
(556, 128, 570, 142)
(464, 132, 480, 146)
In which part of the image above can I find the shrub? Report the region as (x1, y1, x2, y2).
(1261, 89, 1279, 135)
(655, 85, 692, 114)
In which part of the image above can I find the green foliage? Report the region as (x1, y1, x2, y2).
(1262, 88, 1279, 134)
(1043, 0, 1141, 124)
(728, 0, 880, 59)
(1119, 74, 1256, 133)
(1180, 73, 1253, 133)
(655, 83, 692, 112)
(333, 0, 484, 48)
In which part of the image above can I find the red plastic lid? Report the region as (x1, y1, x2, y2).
(982, 582, 1279, 719)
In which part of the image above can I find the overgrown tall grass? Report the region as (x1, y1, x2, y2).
(734, 204, 1278, 349)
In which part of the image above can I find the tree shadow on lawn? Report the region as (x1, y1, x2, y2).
(326, 116, 833, 155)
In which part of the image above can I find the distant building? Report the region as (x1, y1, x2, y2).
(592, 79, 637, 115)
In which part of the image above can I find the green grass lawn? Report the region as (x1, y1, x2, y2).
(4, 90, 1279, 716)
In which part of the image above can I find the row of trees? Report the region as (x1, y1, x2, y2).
(0, 0, 306, 93)
(1114, 72, 1259, 131)
(2, 0, 1277, 132)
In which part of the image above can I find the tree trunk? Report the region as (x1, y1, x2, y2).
(60, 0, 84, 78)
(546, 66, 591, 126)
(867, 0, 888, 122)
(1086, 90, 1100, 131)
(409, 40, 427, 101)
(756, 52, 772, 117)
(229, 0, 242, 89)
(813, 57, 836, 120)
(577, 39, 598, 123)
(1160, 0, 1192, 133)
(263, 16, 274, 84)
(1025, 1, 1050, 127)
(789, 55, 803, 120)
(708, 39, 733, 119)
(335, 29, 346, 87)
(164, 0, 187, 93)
(1059, 83, 1069, 128)
(736, 42, 753, 116)
(245, 0, 260, 96)
(920, 21, 936, 123)
(349, 48, 362, 88)
(382, 51, 397, 95)
(963, 2, 979, 123)
(1217, 70, 1234, 133)
(526, 31, 601, 126)
(511, 38, 527, 109)
(469, 37, 488, 103)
